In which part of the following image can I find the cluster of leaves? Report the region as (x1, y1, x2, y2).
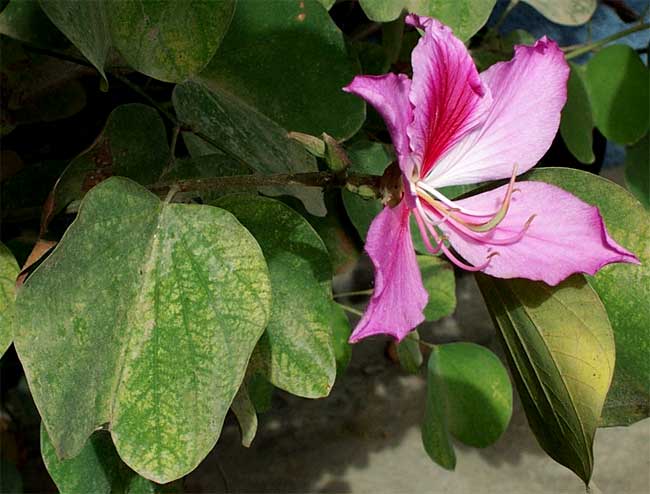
(0, 0, 648, 492)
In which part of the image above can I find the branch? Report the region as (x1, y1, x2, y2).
(564, 21, 650, 60)
(149, 171, 381, 194)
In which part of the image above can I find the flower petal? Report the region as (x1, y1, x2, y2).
(439, 181, 639, 285)
(405, 14, 491, 180)
(343, 73, 413, 174)
(425, 37, 569, 188)
(350, 201, 427, 342)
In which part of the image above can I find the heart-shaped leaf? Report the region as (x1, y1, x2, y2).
(216, 195, 336, 398)
(476, 274, 615, 483)
(526, 168, 650, 426)
(15, 177, 272, 482)
(358, 0, 496, 40)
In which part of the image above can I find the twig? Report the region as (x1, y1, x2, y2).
(564, 21, 650, 59)
(149, 171, 380, 194)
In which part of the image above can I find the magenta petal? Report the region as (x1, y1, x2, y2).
(406, 15, 491, 179)
(440, 181, 639, 285)
(426, 37, 570, 188)
(343, 73, 413, 174)
(350, 201, 427, 343)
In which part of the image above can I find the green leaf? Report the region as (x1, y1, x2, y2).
(521, 0, 596, 25)
(342, 191, 382, 240)
(15, 177, 272, 482)
(476, 274, 615, 483)
(342, 139, 394, 239)
(41, 425, 161, 494)
(230, 386, 258, 448)
(624, 134, 649, 209)
(0, 0, 69, 48)
(440, 343, 513, 446)
(471, 29, 535, 71)
(216, 195, 336, 399)
(39, 0, 235, 82)
(585, 44, 649, 145)
(49, 104, 169, 223)
(397, 332, 423, 374)
(358, 0, 496, 40)
(422, 343, 512, 469)
(39, 0, 112, 80)
(422, 346, 456, 471)
(331, 303, 352, 376)
(526, 168, 650, 427)
(200, 0, 364, 141)
(173, 81, 326, 217)
(247, 373, 274, 414)
(107, 0, 235, 82)
(418, 255, 456, 322)
(560, 64, 595, 164)
(0, 242, 19, 358)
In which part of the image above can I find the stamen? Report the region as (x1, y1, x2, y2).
(417, 181, 499, 218)
(414, 207, 444, 254)
(442, 213, 537, 246)
(426, 226, 499, 271)
(454, 164, 519, 233)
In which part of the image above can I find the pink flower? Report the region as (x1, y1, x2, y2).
(343, 14, 639, 343)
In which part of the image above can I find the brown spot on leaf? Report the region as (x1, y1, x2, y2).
(81, 138, 113, 193)
(296, 12, 306, 21)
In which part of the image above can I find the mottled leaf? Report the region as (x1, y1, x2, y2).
(0, 242, 19, 357)
(526, 168, 650, 427)
(39, 0, 235, 82)
(359, 0, 496, 40)
(476, 274, 615, 483)
(108, 0, 235, 82)
(585, 44, 649, 145)
(173, 81, 326, 216)
(41, 426, 161, 494)
(217, 195, 336, 399)
(522, 0, 596, 25)
(560, 64, 595, 164)
(624, 134, 649, 209)
(15, 177, 272, 482)
(200, 0, 364, 140)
